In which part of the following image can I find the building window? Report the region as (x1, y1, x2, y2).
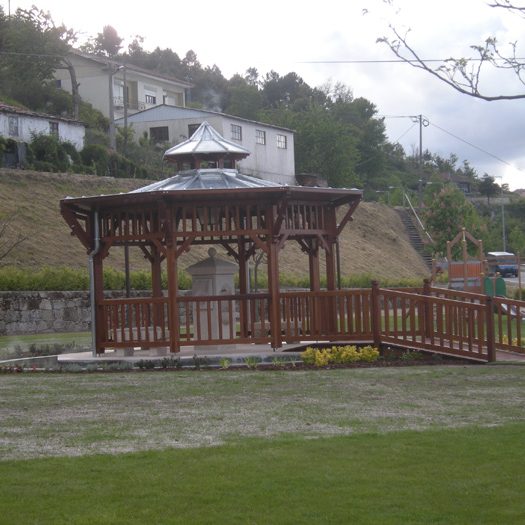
(277, 134, 287, 149)
(188, 124, 200, 137)
(256, 129, 266, 145)
(150, 126, 169, 143)
(55, 79, 62, 89)
(8, 116, 19, 137)
(145, 93, 157, 105)
(231, 124, 242, 141)
(49, 121, 59, 137)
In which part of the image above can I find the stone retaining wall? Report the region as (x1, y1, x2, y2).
(0, 291, 152, 336)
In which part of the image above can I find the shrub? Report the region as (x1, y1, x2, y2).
(0, 266, 191, 291)
(514, 288, 525, 300)
(81, 144, 109, 176)
(301, 345, 380, 367)
(61, 141, 81, 165)
(27, 133, 70, 172)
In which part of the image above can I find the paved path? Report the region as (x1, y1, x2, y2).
(495, 350, 525, 362)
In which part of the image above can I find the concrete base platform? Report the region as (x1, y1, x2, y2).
(56, 343, 310, 368)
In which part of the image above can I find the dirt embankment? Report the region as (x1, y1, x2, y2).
(0, 169, 429, 281)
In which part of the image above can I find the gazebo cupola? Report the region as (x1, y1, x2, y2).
(163, 121, 250, 171)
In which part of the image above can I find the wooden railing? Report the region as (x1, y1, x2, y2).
(96, 285, 525, 362)
(377, 288, 492, 361)
(280, 289, 373, 342)
(176, 293, 271, 345)
(493, 296, 525, 351)
(101, 296, 169, 348)
(429, 287, 525, 356)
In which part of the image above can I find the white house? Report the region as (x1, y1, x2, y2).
(54, 52, 192, 120)
(115, 105, 296, 185)
(0, 103, 85, 150)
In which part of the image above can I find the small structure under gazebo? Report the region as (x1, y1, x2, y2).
(61, 122, 362, 355)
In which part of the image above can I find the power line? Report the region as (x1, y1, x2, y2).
(386, 113, 522, 173)
(393, 122, 417, 143)
(300, 58, 525, 64)
(429, 121, 522, 171)
(0, 50, 67, 58)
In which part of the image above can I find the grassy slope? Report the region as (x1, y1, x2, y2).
(0, 168, 429, 280)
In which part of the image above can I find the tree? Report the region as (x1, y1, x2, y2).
(223, 74, 263, 120)
(478, 173, 500, 204)
(81, 25, 122, 57)
(424, 186, 483, 255)
(0, 7, 76, 113)
(377, 1, 525, 101)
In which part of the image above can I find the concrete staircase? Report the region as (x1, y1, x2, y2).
(396, 208, 433, 270)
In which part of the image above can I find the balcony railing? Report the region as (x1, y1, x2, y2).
(113, 97, 146, 111)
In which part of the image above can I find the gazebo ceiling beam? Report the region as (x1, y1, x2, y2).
(248, 234, 268, 254)
(175, 237, 193, 258)
(60, 205, 91, 251)
(272, 197, 290, 236)
(219, 241, 239, 261)
(337, 200, 361, 236)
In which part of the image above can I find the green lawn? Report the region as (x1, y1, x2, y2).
(1, 425, 524, 524)
(1, 366, 524, 523)
(0, 331, 91, 359)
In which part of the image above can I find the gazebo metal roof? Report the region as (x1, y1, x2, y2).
(130, 168, 281, 193)
(163, 121, 250, 162)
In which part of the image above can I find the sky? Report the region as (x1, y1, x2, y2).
(4, 0, 525, 189)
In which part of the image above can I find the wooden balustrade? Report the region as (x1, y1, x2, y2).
(379, 289, 490, 361)
(101, 296, 169, 348)
(493, 296, 525, 351)
(280, 289, 373, 342)
(93, 285, 525, 362)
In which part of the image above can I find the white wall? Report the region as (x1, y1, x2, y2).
(0, 113, 85, 150)
(117, 108, 296, 185)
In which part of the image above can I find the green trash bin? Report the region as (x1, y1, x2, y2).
(484, 276, 506, 297)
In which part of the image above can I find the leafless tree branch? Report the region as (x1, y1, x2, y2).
(0, 213, 27, 262)
(377, 23, 525, 101)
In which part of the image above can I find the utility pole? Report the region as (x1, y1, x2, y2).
(411, 114, 429, 167)
(383, 114, 429, 207)
(123, 63, 128, 155)
(412, 114, 429, 206)
(497, 177, 507, 252)
(107, 64, 123, 150)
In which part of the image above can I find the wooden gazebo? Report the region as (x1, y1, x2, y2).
(60, 123, 362, 354)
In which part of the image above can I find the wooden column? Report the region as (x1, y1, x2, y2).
(325, 239, 337, 334)
(166, 241, 180, 353)
(371, 280, 381, 348)
(325, 241, 336, 291)
(308, 241, 320, 337)
(151, 244, 163, 331)
(267, 238, 282, 349)
(238, 237, 249, 338)
(93, 252, 105, 354)
(485, 295, 496, 362)
(308, 242, 320, 292)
